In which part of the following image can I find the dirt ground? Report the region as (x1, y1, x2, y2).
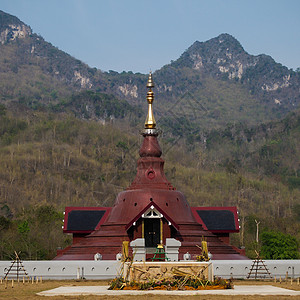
(0, 279, 300, 300)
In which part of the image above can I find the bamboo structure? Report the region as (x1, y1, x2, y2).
(247, 251, 272, 279)
(3, 252, 30, 281)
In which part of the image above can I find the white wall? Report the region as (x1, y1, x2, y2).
(1, 260, 300, 280)
(212, 260, 300, 279)
(0, 260, 120, 280)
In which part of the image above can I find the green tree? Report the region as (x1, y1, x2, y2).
(260, 231, 299, 259)
(17, 220, 30, 235)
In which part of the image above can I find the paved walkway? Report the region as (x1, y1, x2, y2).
(37, 285, 300, 296)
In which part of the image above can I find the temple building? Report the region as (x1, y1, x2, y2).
(55, 73, 247, 261)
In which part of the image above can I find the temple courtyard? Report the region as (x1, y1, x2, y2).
(1, 280, 300, 299)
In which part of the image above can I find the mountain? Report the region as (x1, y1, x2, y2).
(0, 9, 299, 184)
(0, 10, 299, 134)
(103, 34, 300, 127)
(0, 10, 103, 89)
(0, 10, 299, 260)
(173, 33, 299, 109)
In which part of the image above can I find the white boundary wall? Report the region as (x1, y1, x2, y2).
(213, 260, 300, 279)
(0, 260, 300, 280)
(0, 260, 120, 280)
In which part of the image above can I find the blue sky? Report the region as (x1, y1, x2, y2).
(1, 0, 300, 73)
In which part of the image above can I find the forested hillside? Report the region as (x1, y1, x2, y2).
(0, 107, 299, 259)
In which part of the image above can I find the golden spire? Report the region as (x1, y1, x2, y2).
(145, 72, 156, 129)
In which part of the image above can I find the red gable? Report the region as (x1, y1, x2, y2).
(125, 201, 179, 231)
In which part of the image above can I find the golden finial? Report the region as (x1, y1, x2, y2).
(145, 72, 156, 129)
(146, 72, 154, 89)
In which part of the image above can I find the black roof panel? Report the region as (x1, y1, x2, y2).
(196, 210, 236, 231)
(67, 210, 106, 231)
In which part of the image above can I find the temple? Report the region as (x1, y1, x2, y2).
(55, 73, 247, 261)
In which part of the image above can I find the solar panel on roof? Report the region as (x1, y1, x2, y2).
(196, 210, 236, 231)
(67, 210, 106, 231)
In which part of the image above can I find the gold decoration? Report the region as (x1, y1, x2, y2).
(145, 72, 156, 129)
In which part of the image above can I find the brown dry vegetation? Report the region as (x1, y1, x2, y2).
(0, 279, 300, 300)
(0, 110, 300, 260)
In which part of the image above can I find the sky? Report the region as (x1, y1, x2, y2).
(1, 0, 300, 74)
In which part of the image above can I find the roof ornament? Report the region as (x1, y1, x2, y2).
(144, 72, 156, 130)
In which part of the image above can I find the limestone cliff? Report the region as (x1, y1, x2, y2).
(0, 9, 299, 130)
(0, 10, 32, 44)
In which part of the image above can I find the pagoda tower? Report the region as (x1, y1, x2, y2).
(55, 73, 247, 260)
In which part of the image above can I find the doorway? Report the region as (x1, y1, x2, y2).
(144, 218, 160, 247)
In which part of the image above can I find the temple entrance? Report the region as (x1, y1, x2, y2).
(144, 218, 160, 248)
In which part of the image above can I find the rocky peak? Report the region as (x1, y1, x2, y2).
(160, 33, 299, 112)
(0, 10, 32, 44)
(175, 33, 252, 74)
(190, 33, 245, 55)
